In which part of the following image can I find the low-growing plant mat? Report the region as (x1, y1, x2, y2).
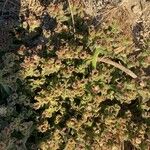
(0, 0, 150, 150)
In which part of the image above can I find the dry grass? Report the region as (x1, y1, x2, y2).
(102, 5, 133, 38)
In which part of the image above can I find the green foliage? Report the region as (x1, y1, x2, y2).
(0, 1, 150, 150)
(92, 46, 105, 68)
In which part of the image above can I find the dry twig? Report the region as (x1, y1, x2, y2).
(67, 0, 76, 34)
(98, 57, 137, 78)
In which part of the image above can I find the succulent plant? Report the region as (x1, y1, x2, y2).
(0, 0, 149, 150)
